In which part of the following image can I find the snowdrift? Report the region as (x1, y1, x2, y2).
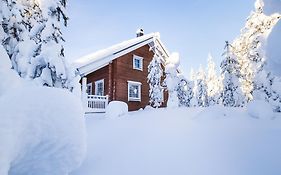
(0, 87, 86, 175)
(72, 107, 281, 175)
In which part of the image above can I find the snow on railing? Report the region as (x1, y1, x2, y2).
(86, 95, 109, 113)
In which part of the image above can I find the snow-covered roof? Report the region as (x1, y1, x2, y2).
(73, 32, 170, 76)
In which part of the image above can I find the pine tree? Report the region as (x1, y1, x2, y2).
(1, 0, 27, 73)
(195, 66, 208, 107)
(206, 54, 221, 105)
(147, 53, 164, 108)
(220, 41, 245, 107)
(177, 75, 194, 107)
(1, 0, 79, 93)
(33, 0, 70, 88)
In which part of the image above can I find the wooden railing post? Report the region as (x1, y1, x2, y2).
(81, 77, 88, 108)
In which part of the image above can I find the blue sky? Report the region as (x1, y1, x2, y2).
(64, 0, 256, 76)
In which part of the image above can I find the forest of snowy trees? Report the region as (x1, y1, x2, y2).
(147, 1, 281, 112)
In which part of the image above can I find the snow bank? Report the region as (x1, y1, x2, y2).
(0, 45, 22, 97)
(106, 101, 128, 118)
(0, 87, 86, 175)
(247, 100, 274, 119)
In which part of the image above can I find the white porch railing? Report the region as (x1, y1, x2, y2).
(86, 95, 109, 113)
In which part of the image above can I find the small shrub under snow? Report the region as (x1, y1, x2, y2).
(247, 100, 274, 119)
(106, 101, 128, 118)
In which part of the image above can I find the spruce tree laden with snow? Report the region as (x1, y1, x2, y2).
(232, 0, 281, 101)
(147, 53, 164, 108)
(177, 75, 194, 107)
(206, 54, 222, 105)
(220, 41, 245, 107)
(1, 0, 80, 93)
(34, 0, 71, 88)
(195, 66, 208, 107)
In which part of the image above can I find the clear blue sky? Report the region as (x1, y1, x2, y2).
(64, 0, 256, 76)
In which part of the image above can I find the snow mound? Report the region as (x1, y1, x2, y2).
(106, 101, 128, 118)
(247, 100, 274, 119)
(266, 20, 281, 76)
(0, 45, 22, 97)
(0, 87, 87, 175)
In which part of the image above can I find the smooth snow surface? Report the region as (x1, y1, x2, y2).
(106, 101, 128, 118)
(71, 107, 281, 175)
(0, 87, 87, 175)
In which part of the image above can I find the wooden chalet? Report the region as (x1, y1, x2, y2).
(74, 30, 170, 112)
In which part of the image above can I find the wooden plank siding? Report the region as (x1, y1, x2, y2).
(85, 44, 167, 111)
(86, 66, 109, 97)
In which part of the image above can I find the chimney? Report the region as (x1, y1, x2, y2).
(136, 28, 144, 37)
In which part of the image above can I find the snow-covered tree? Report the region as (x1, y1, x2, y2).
(177, 75, 194, 107)
(220, 41, 245, 107)
(195, 65, 208, 107)
(164, 52, 180, 108)
(206, 54, 222, 105)
(147, 53, 164, 108)
(32, 0, 71, 88)
(1, 0, 80, 93)
(232, 0, 280, 101)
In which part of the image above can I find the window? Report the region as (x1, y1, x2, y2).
(128, 81, 142, 101)
(133, 55, 143, 71)
(95, 79, 104, 96)
(87, 83, 93, 95)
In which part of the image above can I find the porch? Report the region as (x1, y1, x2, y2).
(82, 77, 109, 113)
(85, 95, 109, 113)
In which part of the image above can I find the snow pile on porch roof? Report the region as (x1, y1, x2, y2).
(73, 32, 167, 76)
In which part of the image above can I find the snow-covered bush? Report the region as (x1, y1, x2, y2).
(0, 87, 87, 175)
(106, 101, 128, 118)
(247, 100, 274, 119)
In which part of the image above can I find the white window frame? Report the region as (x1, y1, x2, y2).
(87, 83, 93, 95)
(127, 80, 142, 102)
(95, 79, 104, 96)
(133, 55, 143, 71)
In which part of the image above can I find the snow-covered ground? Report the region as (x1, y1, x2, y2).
(71, 107, 281, 175)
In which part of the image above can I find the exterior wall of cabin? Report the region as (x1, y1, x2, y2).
(113, 45, 153, 111)
(86, 66, 110, 97)
(85, 44, 168, 111)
